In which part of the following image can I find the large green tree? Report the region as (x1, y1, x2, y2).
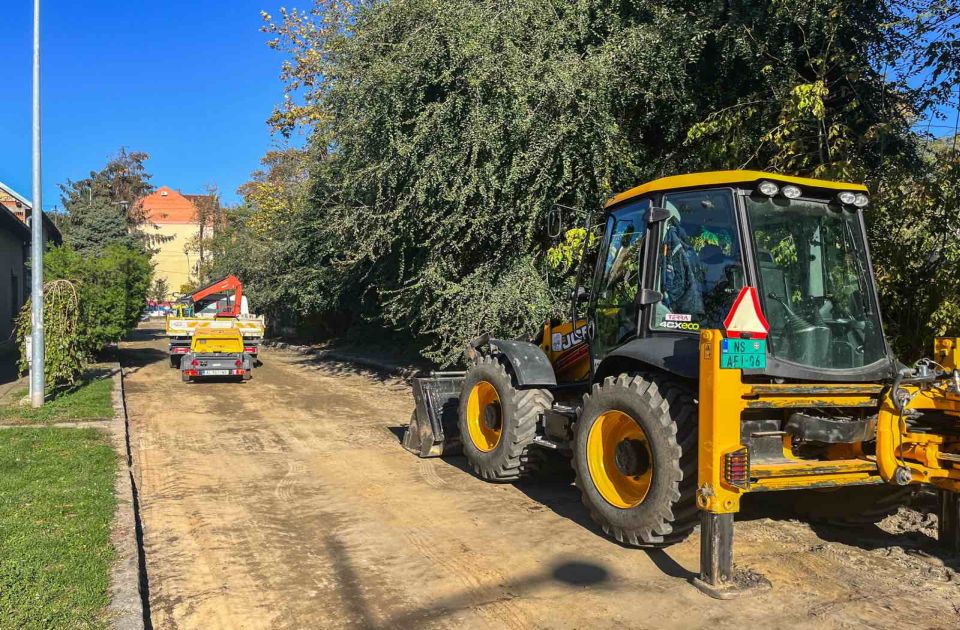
(243, 0, 958, 363)
(58, 149, 156, 253)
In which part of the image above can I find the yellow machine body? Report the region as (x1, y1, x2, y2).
(539, 319, 592, 383)
(697, 330, 960, 516)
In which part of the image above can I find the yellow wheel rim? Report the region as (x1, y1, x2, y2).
(587, 410, 653, 509)
(466, 380, 503, 452)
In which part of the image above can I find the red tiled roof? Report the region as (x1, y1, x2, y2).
(141, 186, 199, 223)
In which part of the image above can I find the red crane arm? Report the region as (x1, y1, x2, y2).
(190, 275, 243, 318)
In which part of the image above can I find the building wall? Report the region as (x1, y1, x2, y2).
(0, 229, 26, 341)
(147, 222, 202, 297)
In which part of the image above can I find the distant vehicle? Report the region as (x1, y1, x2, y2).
(180, 326, 253, 383)
(165, 275, 265, 367)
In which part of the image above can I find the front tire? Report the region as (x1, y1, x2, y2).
(458, 355, 552, 481)
(573, 373, 698, 546)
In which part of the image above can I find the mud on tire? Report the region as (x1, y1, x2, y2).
(458, 355, 553, 482)
(573, 373, 698, 546)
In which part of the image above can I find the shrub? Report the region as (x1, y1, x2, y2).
(16, 280, 85, 387)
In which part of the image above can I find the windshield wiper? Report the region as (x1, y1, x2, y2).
(842, 220, 873, 316)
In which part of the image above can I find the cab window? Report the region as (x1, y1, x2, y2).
(652, 189, 743, 333)
(593, 199, 650, 355)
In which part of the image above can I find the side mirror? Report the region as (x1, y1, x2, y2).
(548, 203, 577, 239)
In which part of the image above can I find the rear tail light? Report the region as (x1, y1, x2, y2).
(191, 359, 199, 367)
(235, 359, 243, 367)
(244, 347, 256, 354)
(723, 447, 750, 489)
(172, 347, 189, 354)
(184, 369, 199, 376)
(233, 369, 245, 375)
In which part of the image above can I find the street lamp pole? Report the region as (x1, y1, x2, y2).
(29, 0, 44, 407)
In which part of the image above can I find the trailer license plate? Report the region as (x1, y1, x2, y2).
(201, 369, 230, 376)
(720, 339, 767, 370)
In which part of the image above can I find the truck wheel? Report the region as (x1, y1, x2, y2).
(170, 355, 182, 368)
(181, 373, 190, 383)
(573, 373, 698, 546)
(458, 355, 552, 481)
(782, 485, 913, 526)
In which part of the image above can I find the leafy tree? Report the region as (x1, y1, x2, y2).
(238, 148, 311, 236)
(150, 277, 170, 302)
(58, 149, 156, 253)
(184, 185, 226, 282)
(43, 244, 153, 356)
(245, 0, 959, 364)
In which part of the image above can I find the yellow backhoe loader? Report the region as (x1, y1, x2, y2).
(404, 170, 960, 598)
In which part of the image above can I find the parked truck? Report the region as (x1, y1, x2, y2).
(165, 275, 265, 367)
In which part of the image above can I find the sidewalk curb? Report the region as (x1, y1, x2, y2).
(107, 363, 150, 629)
(262, 339, 421, 379)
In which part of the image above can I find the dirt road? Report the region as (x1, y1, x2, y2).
(123, 323, 959, 629)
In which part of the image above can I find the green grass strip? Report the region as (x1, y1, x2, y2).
(0, 428, 117, 629)
(0, 374, 114, 425)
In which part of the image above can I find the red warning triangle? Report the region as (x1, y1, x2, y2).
(723, 287, 770, 339)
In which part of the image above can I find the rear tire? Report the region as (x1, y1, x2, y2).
(170, 355, 182, 368)
(573, 373, 698, 546)
(458, 355, 552, 481)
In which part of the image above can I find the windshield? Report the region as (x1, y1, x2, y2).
(746, 196, 885, 370)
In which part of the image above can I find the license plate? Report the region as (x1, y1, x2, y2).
(201, 369, 230, 376)
(720, 339, 767, 370)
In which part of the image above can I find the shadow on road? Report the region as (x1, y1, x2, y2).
(383, 422, 699, 585)
(322, 523, 616, 630)
(289, 353, 404, 384)
(120, 347, 170, 375)
(386, 558, 614, 629)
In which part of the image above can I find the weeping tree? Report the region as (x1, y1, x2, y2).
(16, 280, 84, 388)
(250, 0, 951, 364)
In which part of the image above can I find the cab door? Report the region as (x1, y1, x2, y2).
(591, 198, 652, 359)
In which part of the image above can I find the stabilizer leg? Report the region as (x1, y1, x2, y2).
(692, 511, 771, 599)
(693, 512, 737, 599)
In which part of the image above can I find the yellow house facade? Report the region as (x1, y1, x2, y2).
(141, 186, 213, 299)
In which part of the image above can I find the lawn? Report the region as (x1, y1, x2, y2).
(0, 372, 114, 425)
(0, 428, 117, 629)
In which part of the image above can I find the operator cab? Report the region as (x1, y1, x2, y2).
(586, 171, 890, 382)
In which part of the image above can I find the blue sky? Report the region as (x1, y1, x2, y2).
(0, 1, 301, 210)
(0, 4, 955, 212)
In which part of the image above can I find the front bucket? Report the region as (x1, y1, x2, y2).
(403, 372, 465, 457)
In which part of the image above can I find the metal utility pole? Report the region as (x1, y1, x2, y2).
(29, 0, 44, 407)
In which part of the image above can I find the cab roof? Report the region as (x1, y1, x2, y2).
(605, 170, 868, 208)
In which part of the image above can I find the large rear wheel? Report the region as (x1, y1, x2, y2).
(573, 373, 698, 546)
(458, 355, 552, 481)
